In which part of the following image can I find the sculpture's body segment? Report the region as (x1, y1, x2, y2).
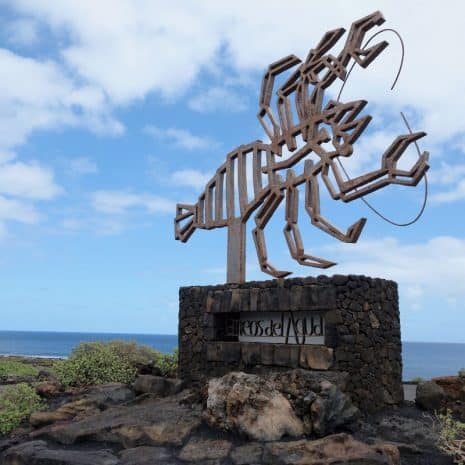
(174, 11, 429, 283)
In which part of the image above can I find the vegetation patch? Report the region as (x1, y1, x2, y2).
(436, 410, 465, 465)
(54, 340, 178, 387)
(0, 360, 38, 377)
(0, 383, 44, 435)
(54, 341, 136, 387)
(157, 348, 178, 378)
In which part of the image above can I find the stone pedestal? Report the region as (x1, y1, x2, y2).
(178, 274, 403, 412)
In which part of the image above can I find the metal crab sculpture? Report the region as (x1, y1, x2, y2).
(174, 11, 429, 283)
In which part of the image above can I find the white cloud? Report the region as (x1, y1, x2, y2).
(430, 179, 465, 204)
(4, 1, 465, 159)
(188, 87, 247, 113)
(427, 161, 465, 204)
(171, 169, 212, 190)
(0, 152, 16, 164)
(0, 195, 40, 224)
(5, 18, 39, 46)
(0, 161, 62, 200)
(0, 48, 123, 153)
(14, 3, 457, 135)
(68, 157, 98, 175)
(144, 126, 216, 151)
(428, 161, 465, 186)
(323, 235, 465, 307)
(0, 3, 463, 134)
(91, 190, 174, 215)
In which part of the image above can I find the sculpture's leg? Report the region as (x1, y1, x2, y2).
(252, 189, 291, 278)
(305, 161, 366, 243)
(227, 218, 246, 284)
(284, 174, 337, 268)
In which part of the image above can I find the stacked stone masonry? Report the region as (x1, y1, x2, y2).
(179, 274, 403, 412)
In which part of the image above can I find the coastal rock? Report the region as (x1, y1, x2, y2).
(204, 371, 304, 441)
(178, 437, 232, 462)
(310, 380, 360, 436)
(415, 380, 446, 411)
(34, 390, 202, 447)
(263, 433, 399, 465)
(1, 440, 119, 465)
(132, 375, 184, 397)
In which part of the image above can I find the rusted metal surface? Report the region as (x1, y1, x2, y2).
(174, 11, 429, 283)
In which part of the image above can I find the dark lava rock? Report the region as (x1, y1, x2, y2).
(230, 443, 263, 465)
(0, 440, 119, 465)
(310, 380, 360, 436)
(178, 437, 232, 462)
(416, 380, 446, 411)
(262, 433, 399, 464)
(132, 375, 184, 397)
(119, 446, 174, 465)
(33, 390, 202, 448)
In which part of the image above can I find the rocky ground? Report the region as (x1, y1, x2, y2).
(0, 357, 461, 465)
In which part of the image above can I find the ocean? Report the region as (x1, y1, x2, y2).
(0, 331, 463, 381)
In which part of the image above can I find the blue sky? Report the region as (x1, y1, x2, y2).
(0, 1, 464, 342)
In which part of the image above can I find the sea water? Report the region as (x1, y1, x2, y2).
(0, 331, 464, 381)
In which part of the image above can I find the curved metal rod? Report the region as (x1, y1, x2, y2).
(335, 28, 428, 227)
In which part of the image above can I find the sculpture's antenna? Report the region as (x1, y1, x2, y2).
(335, 28, 429, 227)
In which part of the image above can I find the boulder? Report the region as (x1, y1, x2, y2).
(432, 376, 465, 401)
(310, 380, 360, 436)
(263, 433, 399, 465)
(269, 369, 349, 399)
(35, 382, 60, 398)
(33, 390, 202, 448)
(204, 372, 304, 441)
(416, 380, 446, 411)
(133, 375, 184, 396)
(178, 437, 232, 462)
(1, 440, 119, 465)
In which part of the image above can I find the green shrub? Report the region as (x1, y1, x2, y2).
(0, 360, 38, 377)
(411, 376, 425, 384)
(106, 340, 162, 367)
(0, 383, 44, 435)
(458, 368, 465, 378)
(54, 341, 136, 387)
(436, 410, 465, 464)
(157, 349, 178, 378)
(54, 341, 179, 387)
